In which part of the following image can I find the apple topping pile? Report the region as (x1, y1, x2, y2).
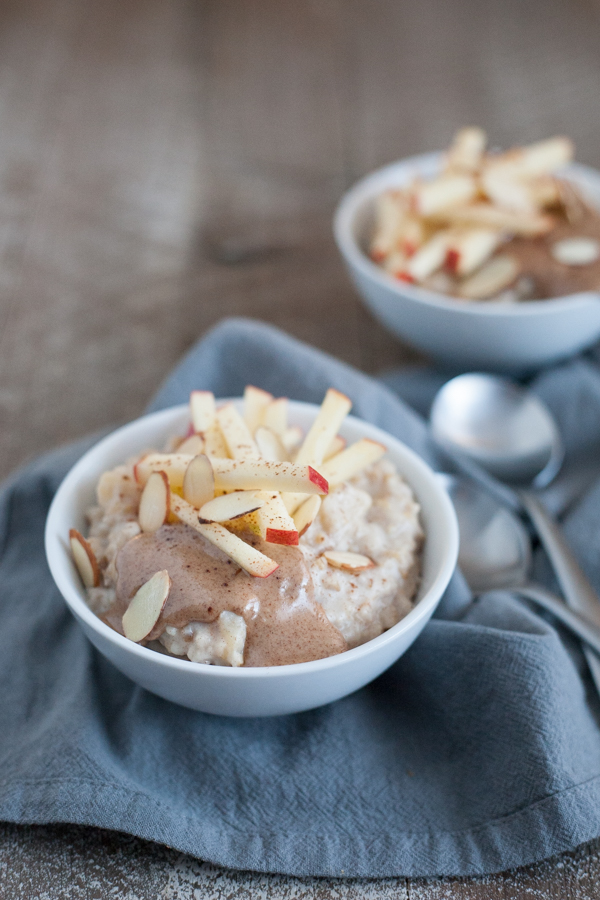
(70, 387, 388, 645)
(370, 128, 600, 300)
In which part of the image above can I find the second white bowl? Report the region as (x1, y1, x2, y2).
(45, 400, 458, 717)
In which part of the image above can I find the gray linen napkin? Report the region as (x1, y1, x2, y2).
(2, 317, 600, 878)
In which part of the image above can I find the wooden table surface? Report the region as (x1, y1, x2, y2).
(2, 0, 600, 895)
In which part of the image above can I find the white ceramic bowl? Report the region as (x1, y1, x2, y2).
(334, 152, 600, 373)
(45, 400, 458, 717)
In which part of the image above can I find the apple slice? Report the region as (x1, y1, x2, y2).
(190, 390, 216, 432)
(294, 388, 352, 466)
(370, 190, 409, 260)
(458, 254, 520, 300)
(255, 426, 287, 462)
(551, 237, 600, 266)
(263, 397, 288, 436)
(69, 529, 100, 587)
(410, 174, 477, 216)
(292, 494, 321, 537)
(320, 439, 387, 487)
(183, 454, 215, 507)
(485, 136, 574, 179)
(252, 492, 299, 545)
(203, 423, 229, 459)
(217, 403, 260, 460)
(281, 425, 303, 456)
(199, 491, 265, 523)
(324, 435, 346, 461)
(432, 203, 555, 237)
(445, 228, 502, 277)
(323, 551, 375, 572)
(177, 433, 205, 455)
(135, 453, 192, 489)
(171, 496, 279, 577)
(138, 471, 170, 532)
(445, 126, 486, 174)
(211, 458, 328, 494)
(243, 385, 273, 434)
(122, 570, 171, 642)
(400, 230, 453, 283)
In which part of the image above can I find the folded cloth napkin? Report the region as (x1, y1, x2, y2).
(2, 318, 600, 879)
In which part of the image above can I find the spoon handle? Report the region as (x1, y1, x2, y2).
(520, 490, 600, 694)
(516, 584, 600, 657)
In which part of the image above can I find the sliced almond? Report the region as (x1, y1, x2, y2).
(323, 551, 375, 572)
(190, 391, 216, 432)
(458, 254, 520, 300)
(199, 491, 264, 523)
(551, 237, 600, 266)
(243, 385, 273, 433)
(177, 433, 205, 455)
(171, 496, 279, 577)
(292, 494, 322, 537)
(217, 403, 260, 460)
(183, 454, 215, 508)
(122, 570, 171, 642)
(255, 426, 287, 462)
(319, 439, 387, 487)
(69, 529, 100, 587)
(138, 471, 170, 533)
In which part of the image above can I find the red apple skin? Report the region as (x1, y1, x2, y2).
(308, 467, 329, 494)
(446, 249, 460, 273)
(265, 528, 300, 546)
(133, 453, 151, 484)
(396, 272, 415, 283)
(185, 422, 195, 437)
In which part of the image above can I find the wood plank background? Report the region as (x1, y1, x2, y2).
(2, 0, 600, 895)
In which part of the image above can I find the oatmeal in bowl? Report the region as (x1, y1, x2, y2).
(45, 392, 457, 716)
(70, 387, 423, 669)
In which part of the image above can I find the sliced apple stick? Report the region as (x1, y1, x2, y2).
(458, 254, 520, 300)
(281, 425, 303, 456)
(203, 423, 229, 459)
(212, 458, 328, 494)
(243, 385, 273, 434)
(122, 570, 171, 642)
(199, 491, 264, 523)
(400, 230, 453, 283)
(432, 203, 555, 237)
(370, 190, 409, 260)
(481, 172, 538, 215)
(138, 471, 170, 533)
(294, 389, 352, 467)
(252, 492, 299, 545)
(324, 435, 346, 461)
(323, 551, 375, 573)
(69, 529, 100, 587)
(217, 403, 260, 460)
(281, 491, 309, 516)
(292, 494, 321, 537)
(183, 454, 215, 508)
(445, 228, 503, 277)
(319, 439, 387, 487)
(485, 136, 574, 179)
(263, 397, 288, 436)
(177, 433, 205, 455)
(445, 126, 486, 173)
(255, 426, 287, 462)
(170, 496, 279, 577)
(135, 452, 192, 489)
(190, 390, 216, 432)
(411, 174, 477, 217)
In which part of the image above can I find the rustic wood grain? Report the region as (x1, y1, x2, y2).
(2, 0, 600, 895)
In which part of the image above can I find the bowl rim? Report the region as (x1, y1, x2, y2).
(333, 150, 600, 317)
(45, 400, 459, 681)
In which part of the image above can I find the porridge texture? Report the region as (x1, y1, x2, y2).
(84, 456, 422, 665)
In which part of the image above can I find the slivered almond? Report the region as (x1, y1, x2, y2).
(458, 254, 520, 300)
(551, 237, 600, 266)
(199, 491, 264, 523)
(177, 433, 205, 456)
(183, 454, 215, 508)
(138, 471, 170, 533)
(122, 570, 171, 642)
(323, 551, 375, 572)
(69, 529, 100, 588)
(171, 496, 279, 577)
(292, 495, 322, 537)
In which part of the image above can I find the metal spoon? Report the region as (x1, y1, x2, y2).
(431, 373, 600, 691)
(440, 473, 600, 655)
